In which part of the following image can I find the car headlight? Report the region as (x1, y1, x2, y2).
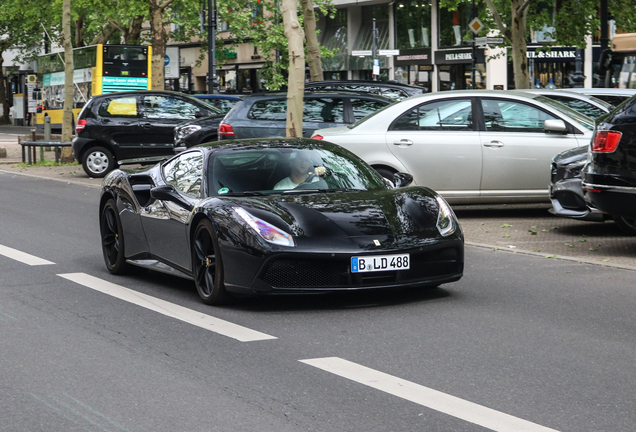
(176, 125, 201, 140)
(435, 196, 456, 237)
(235, 208, 295, 247)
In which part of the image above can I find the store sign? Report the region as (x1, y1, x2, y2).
(397, 54, 428, 61)
(445, 52, 472, 61)
(435, 49, 485, 64)
(527, 50, 576, 59)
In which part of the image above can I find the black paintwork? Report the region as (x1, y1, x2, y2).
(304, 80, 426, 100)
(99, 138, 464, 298)
(583, 96, 636, 218)
(72, 90, 224, 168)
(173, 115, 224, 149)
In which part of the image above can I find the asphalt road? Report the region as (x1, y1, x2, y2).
(2, 170, 636, 432)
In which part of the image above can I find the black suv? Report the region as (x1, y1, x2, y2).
(73, 90, 223, 177)
(582, 97, 636, 234)
(213, 91, 393, 142)
(304, 80, 426, 101)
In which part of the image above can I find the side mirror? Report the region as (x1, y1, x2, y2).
(544, 119, 567, 134)
(393, 172, 414, 188)
(150, 185, 194, 211)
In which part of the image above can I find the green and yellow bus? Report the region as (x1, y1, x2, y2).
(36, 44, 152, 130)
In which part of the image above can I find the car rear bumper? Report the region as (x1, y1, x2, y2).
(583, 182, 636, 218)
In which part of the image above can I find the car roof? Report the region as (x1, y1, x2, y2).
(242, 90, 395, 102)
(194, 136, 343, 153)
(193, 94, 243, 100)
(563, 88, 636, 96)
(305, 80, 425, 91)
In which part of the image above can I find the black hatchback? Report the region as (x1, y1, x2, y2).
(72, 90, 223, 177)
(215, 91, 394, 141)
(582, 96, 636, 232)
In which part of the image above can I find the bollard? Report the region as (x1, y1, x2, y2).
(44, 116, 52, 155)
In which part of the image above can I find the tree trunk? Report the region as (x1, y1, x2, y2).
(149, 0, 167, 90)
(301, 0, 323, 82)
(510, 0, 529, 89)
(75, 14, 85, 47)
(61, 0, 75, 162)
(282, 0, 305, 137)
(125, 16, 144, 45)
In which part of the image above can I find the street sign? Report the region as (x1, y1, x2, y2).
(475, 37, 487, 46)
(468, 17, 484, 35)
(379, 49, 400, 56)
(486, 37, 504, 45)
(352, 50, 372, 57)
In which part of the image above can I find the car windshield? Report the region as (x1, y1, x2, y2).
(207, 145, 387, 196)
(534, 96, 595, 130)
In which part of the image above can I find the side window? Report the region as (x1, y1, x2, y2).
(351, 99, 390, 121)
(304, 98, 345, 123)
(98, 97, 138, 117)
(481, 99, 557, 132)
(144, 96, 203, 120)
(249, 100, 287, 120)
(379, 88, 407, 101)
(390, 99, 473, 131)
(163, 151, 204, 197)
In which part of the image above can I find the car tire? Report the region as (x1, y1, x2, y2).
(192, 219, 229, 305)
(100, 199, 129, 274)
(375, 167, 396, 183)
(82, 146, 115, 178)
(612, 215, 636, 236)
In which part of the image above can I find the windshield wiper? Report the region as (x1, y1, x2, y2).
(223, 191, 265, 196)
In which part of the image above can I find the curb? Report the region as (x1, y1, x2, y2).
(466, 241, 636, 272)
(0, 167, 100, 189)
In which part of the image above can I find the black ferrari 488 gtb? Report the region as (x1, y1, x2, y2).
(99, 137, 464, 305)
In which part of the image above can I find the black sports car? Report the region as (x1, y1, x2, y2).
(99, 138, 464, 305)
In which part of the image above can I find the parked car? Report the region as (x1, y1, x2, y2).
(519, 89, 613, 118)
(582, 97, 636, 235)
(73, 90, 224, 177)
(98, 137, 464, 305)
(192, 93, 243, 113)
(562, 88, 636, 107)
(312, 90, 595, 204)
(304, 80, 426, 101)
(217, 91, 394, 141)
(549, 145, 636, 234)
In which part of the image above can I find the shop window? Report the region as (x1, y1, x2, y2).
(395, 1, 431, 49)
(438, 3, 477, 48)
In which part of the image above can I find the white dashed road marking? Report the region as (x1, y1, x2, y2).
(0, 244, 55, 266)
(58, 272, 277, 342)
(300, 357, 560, 432)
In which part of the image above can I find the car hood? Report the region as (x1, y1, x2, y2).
(222, 187, 441, 239)
(552, 145, 588, 166)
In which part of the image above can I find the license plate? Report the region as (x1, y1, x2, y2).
(351, 254, 410, 273)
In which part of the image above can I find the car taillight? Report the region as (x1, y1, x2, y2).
(76, 119, 87, 132)
(592, 130, 622, 153)
(312, 134, 324, 140)
(218, 123, 235, 136)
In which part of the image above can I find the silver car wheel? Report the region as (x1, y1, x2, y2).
(87, 150, 110, 174)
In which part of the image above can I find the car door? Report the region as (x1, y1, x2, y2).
(94, 95, 145, 159)
(478, 97, 584, 198)
(302, 97, 346, 137)
(140, 95, 209, 156)
(242, 98, 286, 138)
(384, 98, 483, 199)
(140, 150, 204, 270)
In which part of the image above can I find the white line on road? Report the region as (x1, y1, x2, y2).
(58, 273, 277, 342)
(300, 357, 560, 432)
(0, 244, 55, 266)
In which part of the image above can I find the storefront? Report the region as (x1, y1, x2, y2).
(435, 49, 486, 91)
(394, 49, 433, 92)
(508, 46, 582, 89)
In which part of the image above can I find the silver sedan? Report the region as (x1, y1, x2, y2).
(312, 90, 594, 205)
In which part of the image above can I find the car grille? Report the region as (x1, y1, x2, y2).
(553, 190, 587, 211)
(260, 247, 462, 289)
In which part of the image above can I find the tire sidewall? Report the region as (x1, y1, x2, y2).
(101, 199, 128, 274)
(193, 219, 227, 304)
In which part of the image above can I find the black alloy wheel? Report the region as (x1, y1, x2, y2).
(192, 219, 228, 305)
(100, 199, 128, 274)
(613, 215, 636, 236)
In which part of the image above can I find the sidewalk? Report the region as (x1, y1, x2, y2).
(1, 126, 635, 270)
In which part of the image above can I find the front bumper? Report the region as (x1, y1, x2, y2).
(549, 178, 605, 221)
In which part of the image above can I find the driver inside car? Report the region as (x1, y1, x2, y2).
(274, 150, 326, 190)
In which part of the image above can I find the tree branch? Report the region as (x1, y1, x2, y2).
(484, 0, 512, 40)
(518, 0, 534, 16)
